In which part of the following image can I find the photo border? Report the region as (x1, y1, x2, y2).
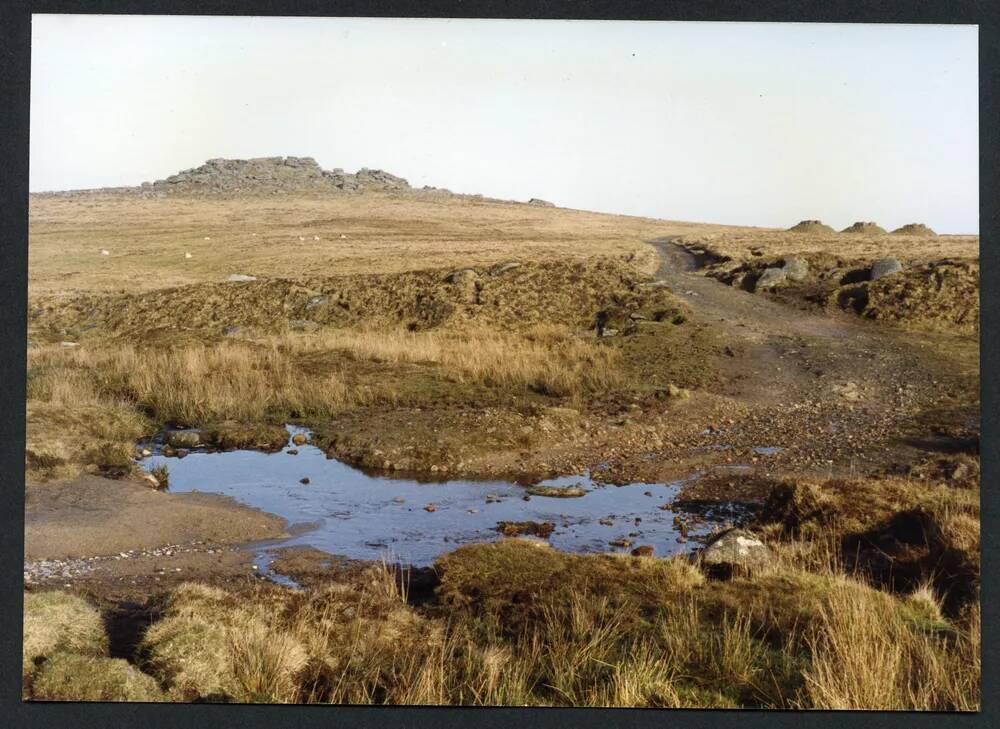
(1, 1, 994, 727)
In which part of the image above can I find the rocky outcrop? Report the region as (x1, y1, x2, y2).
(787, 220, 835, 234)
(891, 223, 937, 236)
(841, 221, 888, 234)
(146, 157, 411, 195)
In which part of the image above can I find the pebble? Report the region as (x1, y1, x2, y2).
(24, 542, 228, 584)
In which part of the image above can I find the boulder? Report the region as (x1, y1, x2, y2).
(528, 198, 555, 207)
(870, 258, 903, 281)
(782, 257, 809, 282)
(496, 521, 555, 538)
(165, 430, 200, 448)
(630, 545, 654, 557)
(754, 267, 787, 291)
(700, 529, 772, 568)
(526, 484, 586, 498)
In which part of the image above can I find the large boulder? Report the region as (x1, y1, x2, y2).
(870, 258, 903, 281)
(700, 529, 772, 568)
(782, 257, 810, 282)
(165, 430, 201, 448)
(754, 267, 787, 291)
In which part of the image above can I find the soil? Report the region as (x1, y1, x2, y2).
(26, 474, 287, 561)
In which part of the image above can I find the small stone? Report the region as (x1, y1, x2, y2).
(299, 477, 310, 484)
(287, 449, 299, 455)
(424, 504, 436, 513)
(631, 545, 654, 557)
(291, 433, 307, 446)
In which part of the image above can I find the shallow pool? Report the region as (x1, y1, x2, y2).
(138, 426, 737, 568)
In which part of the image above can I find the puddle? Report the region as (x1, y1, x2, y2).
(753, 446, 784, 456)
(138, 426, 737, 571)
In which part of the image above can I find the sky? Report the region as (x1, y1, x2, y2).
(30, 16, 978, 233)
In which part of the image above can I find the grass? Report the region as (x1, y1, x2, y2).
(22, 591, 108, 681)
(676, 229, 979, 266)
(27, 192, 747, 298)
(22, 525, 980, 707)
(30, 653, 164, 702)
(25, 320, 642, 479)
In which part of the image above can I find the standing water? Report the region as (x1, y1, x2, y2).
(138, 426, 739, 570)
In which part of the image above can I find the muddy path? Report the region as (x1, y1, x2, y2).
(611, 237, 981, 483)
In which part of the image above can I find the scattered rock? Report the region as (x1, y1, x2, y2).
(288, 319, 320, 332)
(701, 529, 772, 568)
(782, 257, 809, 282)
(870, 258, 903, 281)
(496, 520, 555, 538)
(165, 430, 200, 448)
(526, 484, 586, 498)
(832, 381, 863, 402)
(755, 267, 787, 291)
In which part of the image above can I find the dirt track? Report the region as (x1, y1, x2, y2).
(610, 237, 981, 483)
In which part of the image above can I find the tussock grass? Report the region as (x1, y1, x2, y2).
(22, 591, 108, 681)
(801, 581, 980, 710)
(23, 533, 980, 709)
(273, 323, 623, 397)
(25, 321, 626, 478)
(31, 652, 164, 702)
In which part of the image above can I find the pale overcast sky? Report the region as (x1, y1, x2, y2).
(30, 16, 978, 232)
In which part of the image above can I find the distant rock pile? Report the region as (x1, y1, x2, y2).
(142, 156, 411, 195)
(891, 223, 937, 236)
(841, 221, 887, 234)
(787, 220, 835, 234)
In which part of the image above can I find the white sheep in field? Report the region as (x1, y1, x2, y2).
(100, 249, 109, 256)
(185, 252, 192, 259)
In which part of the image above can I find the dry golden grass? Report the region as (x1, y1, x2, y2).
(677, 229, 979, 265)
(30, 653, 164, 702)
(28, 192, 747, 298)
(108, 544, 979, 708)
(22, 591, 108, 681)
(801, 580, 980, 710)
(24, 323, 626, 478)
(21, 528, 980, 709)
